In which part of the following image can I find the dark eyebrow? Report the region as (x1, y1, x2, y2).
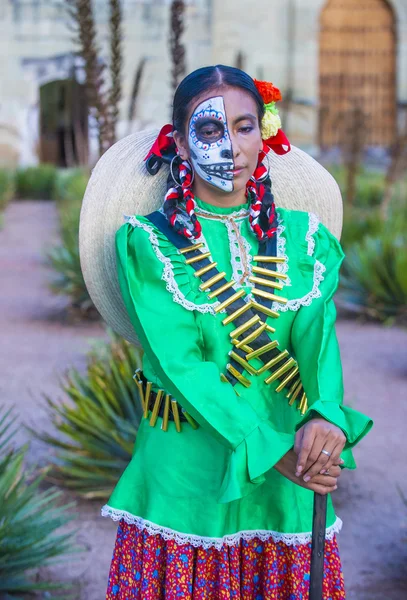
(232, 113, 257, 125)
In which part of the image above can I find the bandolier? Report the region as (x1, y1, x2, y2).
(134, 211, 308, 433)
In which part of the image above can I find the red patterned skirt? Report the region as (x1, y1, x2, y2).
(106, 519, 345, 599)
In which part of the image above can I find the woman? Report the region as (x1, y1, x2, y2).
(100, 65, 373, 598)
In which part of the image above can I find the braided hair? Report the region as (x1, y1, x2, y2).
(160, 65, 279, 241)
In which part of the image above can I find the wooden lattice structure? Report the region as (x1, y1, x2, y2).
(319, 0, 397, 149)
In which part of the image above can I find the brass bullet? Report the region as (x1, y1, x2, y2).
(252, 266, 288, 280)
(300, 397, 308, 415)
(275, 366, 299, 393)
(180, 242, 205, 254)
(215, 289, 246, 313)
(171, 400, 182, 433)
(253, 288, 288, 304)
(229, 351, 258, 375)
(288, 381, 303, 406)
(149, 390, 164, 427)
(226, 363, 251, 387)
(265, 324, 276, 334)
(298, 392, 307, 414)
(208, 279, 236, 298)
(231, 339, 253, 353)
(220, 373, 229, 383)
(251, 300, 280, 319)
(235, 323, 268, 349)
(246, 340, 279, 360)
(199, 271, 227, 291)
(265, 358, 296, 385)
(133, 376, 145, 413)
(222, 301, 253, 325)
(182, 410, 199, 430)
(230, 315, 261, 339)
(248, 275, 284, 290)
(143, 381, 152, 419)
(256, 349, 289, 374)
(185, 251, 211, 265)
(194, 262, 218, 277)
(286, 377, 301, 399)
(254, 255, 286, 263)
(161, 394, 171, 432)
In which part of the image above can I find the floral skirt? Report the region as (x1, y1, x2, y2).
(106, 519, 345, 599)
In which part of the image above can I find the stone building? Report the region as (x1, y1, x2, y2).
(0, 0, 406, 166)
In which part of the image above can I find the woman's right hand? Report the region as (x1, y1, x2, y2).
(274, 449, 341, 495)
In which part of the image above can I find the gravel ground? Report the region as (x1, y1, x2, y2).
(1, 201, 406, 599)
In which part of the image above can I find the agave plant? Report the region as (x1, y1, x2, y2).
(29, 334, 143, 500)
(338, 209, 407, 324)
(0, 407, 78, 598)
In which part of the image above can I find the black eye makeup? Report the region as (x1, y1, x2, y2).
(194, 118, 225, 144)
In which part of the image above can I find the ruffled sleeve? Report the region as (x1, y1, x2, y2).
(291, 220, 373, 468)
(116, 218, 295, 504)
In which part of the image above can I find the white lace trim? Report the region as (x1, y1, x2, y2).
(101, 505, 343, 549)
(306, 212, 320, 256)
(270, 211, 326, 313)
(195, 206, 250, 220)
(126, 216, 222, 314)
(275, 215, 291, 286)
(224, 219, 254, 287)
(278, 259, 326, 312)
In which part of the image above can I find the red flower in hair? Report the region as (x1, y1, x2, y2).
(253, 79, 282, 104)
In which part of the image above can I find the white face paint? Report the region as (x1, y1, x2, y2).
(188, 96, 234, 192)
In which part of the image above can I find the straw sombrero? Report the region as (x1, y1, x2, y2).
(79, 130, 343, 346)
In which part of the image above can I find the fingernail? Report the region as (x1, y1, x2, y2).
(340, 459, 344, 464)
(303, 475, 310, 482)
(297, 466, 303, 474)
(320, 469, 326, 474)
(334, 485, 338, 490)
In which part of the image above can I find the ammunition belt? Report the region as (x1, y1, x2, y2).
(133, 369, 199, 433)
(145, 211, 309, 415)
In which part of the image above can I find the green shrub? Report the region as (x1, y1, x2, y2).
(30, 335, 143, 500)
(53, 168, 89, 206)
(0, 407, 78, 597)
(46, 169, 93, 316)
(15, 164, 57, 200)
(326, 164, 385, 208)
(0, 169, 15, 211)
(338, 200, 407, 324)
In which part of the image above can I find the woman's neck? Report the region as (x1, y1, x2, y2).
(192, 179, 247, 208)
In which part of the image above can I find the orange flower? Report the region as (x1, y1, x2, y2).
(253, 79, 282, 104)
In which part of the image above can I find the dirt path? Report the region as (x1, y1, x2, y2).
(1, 201, 406, 599)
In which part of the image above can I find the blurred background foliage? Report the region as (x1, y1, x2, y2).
(29, 334, 143, 501)
(0, 407, 79, 598)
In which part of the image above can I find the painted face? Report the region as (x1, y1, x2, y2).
(188, 96, 234, 192)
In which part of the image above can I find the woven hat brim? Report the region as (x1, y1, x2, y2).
(79, 130, 343, 346)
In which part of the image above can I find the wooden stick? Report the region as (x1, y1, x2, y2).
(309, 493, 327, 600)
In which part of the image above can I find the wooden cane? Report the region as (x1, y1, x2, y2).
(309, 492, 327, 600)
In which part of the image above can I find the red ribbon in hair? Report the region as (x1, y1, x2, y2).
(263, 129, 291, 156)
(144, 124, 175, 161)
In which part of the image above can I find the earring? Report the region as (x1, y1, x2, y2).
(170, 156, 195, 187)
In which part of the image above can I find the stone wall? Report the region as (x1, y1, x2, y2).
(0, 0, 406, 165)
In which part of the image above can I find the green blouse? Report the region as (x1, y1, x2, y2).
(101, 197, 373, 548)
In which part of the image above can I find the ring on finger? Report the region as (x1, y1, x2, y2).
(321, 449, 332, 457)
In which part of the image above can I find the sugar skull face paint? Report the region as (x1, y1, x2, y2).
(188, 96, 234, 192)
